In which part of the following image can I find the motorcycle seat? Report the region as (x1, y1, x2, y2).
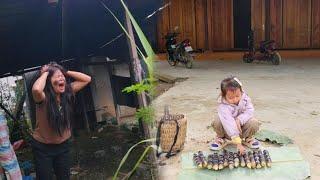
(260, 40, 275, 46)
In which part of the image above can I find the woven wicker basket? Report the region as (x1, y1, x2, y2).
(158, 106, 187, 154)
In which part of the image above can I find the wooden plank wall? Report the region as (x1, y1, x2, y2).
(195, 0, 207, 49)
(251, 0, 265, 48)
(269, 0, 283, 48)
(208, 0, 233, 50)
(157, 0, 320, 51)
(283, 0, 311, 48)
(312, 0, 320, 48)
(181, 0, 196, 48)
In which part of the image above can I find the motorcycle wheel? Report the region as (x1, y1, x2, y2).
(271, 52, 281, 65)
(184, 53, 194, 69)
(167, 54, 177, 66)
(243, 54, 254, 63)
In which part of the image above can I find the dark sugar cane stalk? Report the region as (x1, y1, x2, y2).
(223, 150, 229, 167)
(253, 151, 262, 169)
(213, 152, 219, 171)
(234, 151, 240, 168)
(193, 153, 203, 168)
(244, 152, 252, 169)
(248, 151, 256, 169)
(258, 150, 266, 167)
(207, 154, 213, 170)
(198, 151, 208, 168)
(218, 154, 225, 170)
(228, 152, 234, 169)
(240, 153, 246, 167)
(263, 150, 272, 167)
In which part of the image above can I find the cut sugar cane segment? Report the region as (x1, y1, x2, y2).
(244, 152, 252, 169)
(193, 153, 203, 168)
(263, 150, 272, 168)
(207, 154, 213, 169)
(213, 153, 219, 171)
(258, 150, 266, 167)
(228, 152, 234, 169)
(234, 151, 240, 168)
(218, 154, 225, 170)
(223, 150, 229, 167)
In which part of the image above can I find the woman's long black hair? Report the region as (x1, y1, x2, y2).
(44, 62, 74, 136)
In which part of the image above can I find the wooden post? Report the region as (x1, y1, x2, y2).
(125, 11, 150, 137)
(124, 9, 158, 179)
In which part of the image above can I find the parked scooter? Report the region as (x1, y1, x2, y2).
(243, 30, 281, 65)
(164, 27, 195, 69)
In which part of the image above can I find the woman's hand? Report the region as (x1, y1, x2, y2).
(40, 65, 49, 75)
(237, 144, 246, 155)
(66, 71, 91, 93)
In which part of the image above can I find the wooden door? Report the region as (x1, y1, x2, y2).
(169, 0, 182, 42)
(207, 0, 233, 50)
(312, 0, 320, 48)
(283, 0, 311, 48)
(195, 0, 207, 49)
(180, 0, 196, 48)
(157, 0, 171, 52)
(269, 0, 283, 48)
(251, 0, 265, 48)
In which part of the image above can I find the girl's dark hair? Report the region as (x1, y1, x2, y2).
(44, 62, 74, 136)
(220, 76, 243, 97)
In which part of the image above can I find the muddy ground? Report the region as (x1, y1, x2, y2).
(153, 59, 320, 180)
(16, 125, 152, 180)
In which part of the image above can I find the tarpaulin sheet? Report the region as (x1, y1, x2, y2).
(179, 147, 310, 180)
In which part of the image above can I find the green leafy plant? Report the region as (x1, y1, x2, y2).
(135, 107, 155, 125)
(122, 78, 157, 98)
(122, 80, 153, 94)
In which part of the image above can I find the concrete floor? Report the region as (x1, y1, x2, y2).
(152, 58, 320, 180)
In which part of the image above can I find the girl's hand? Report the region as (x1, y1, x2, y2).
(237, 144, 246, 155)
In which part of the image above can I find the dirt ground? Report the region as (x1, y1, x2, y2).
(152, 58, 320, 180)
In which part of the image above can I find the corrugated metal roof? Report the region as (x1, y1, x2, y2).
(0, 0, 160, 77)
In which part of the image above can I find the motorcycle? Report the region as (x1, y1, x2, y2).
(164, 31, 195, 69)
(243, 30, 281, 65)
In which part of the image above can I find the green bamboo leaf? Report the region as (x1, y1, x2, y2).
(119, 0, 156, 76)
(122, 145, 157, 180)
(113, 138, 156, 180)
(99, 1, 146, 60)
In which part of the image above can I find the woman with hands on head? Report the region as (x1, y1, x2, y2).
(31, 62, 91, 180)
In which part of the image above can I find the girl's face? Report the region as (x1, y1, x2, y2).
(225, 88, 242, 105)
(50, 69, 66, 94)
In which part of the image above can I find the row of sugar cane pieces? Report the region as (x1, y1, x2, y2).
(193, 149, 272, 171)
